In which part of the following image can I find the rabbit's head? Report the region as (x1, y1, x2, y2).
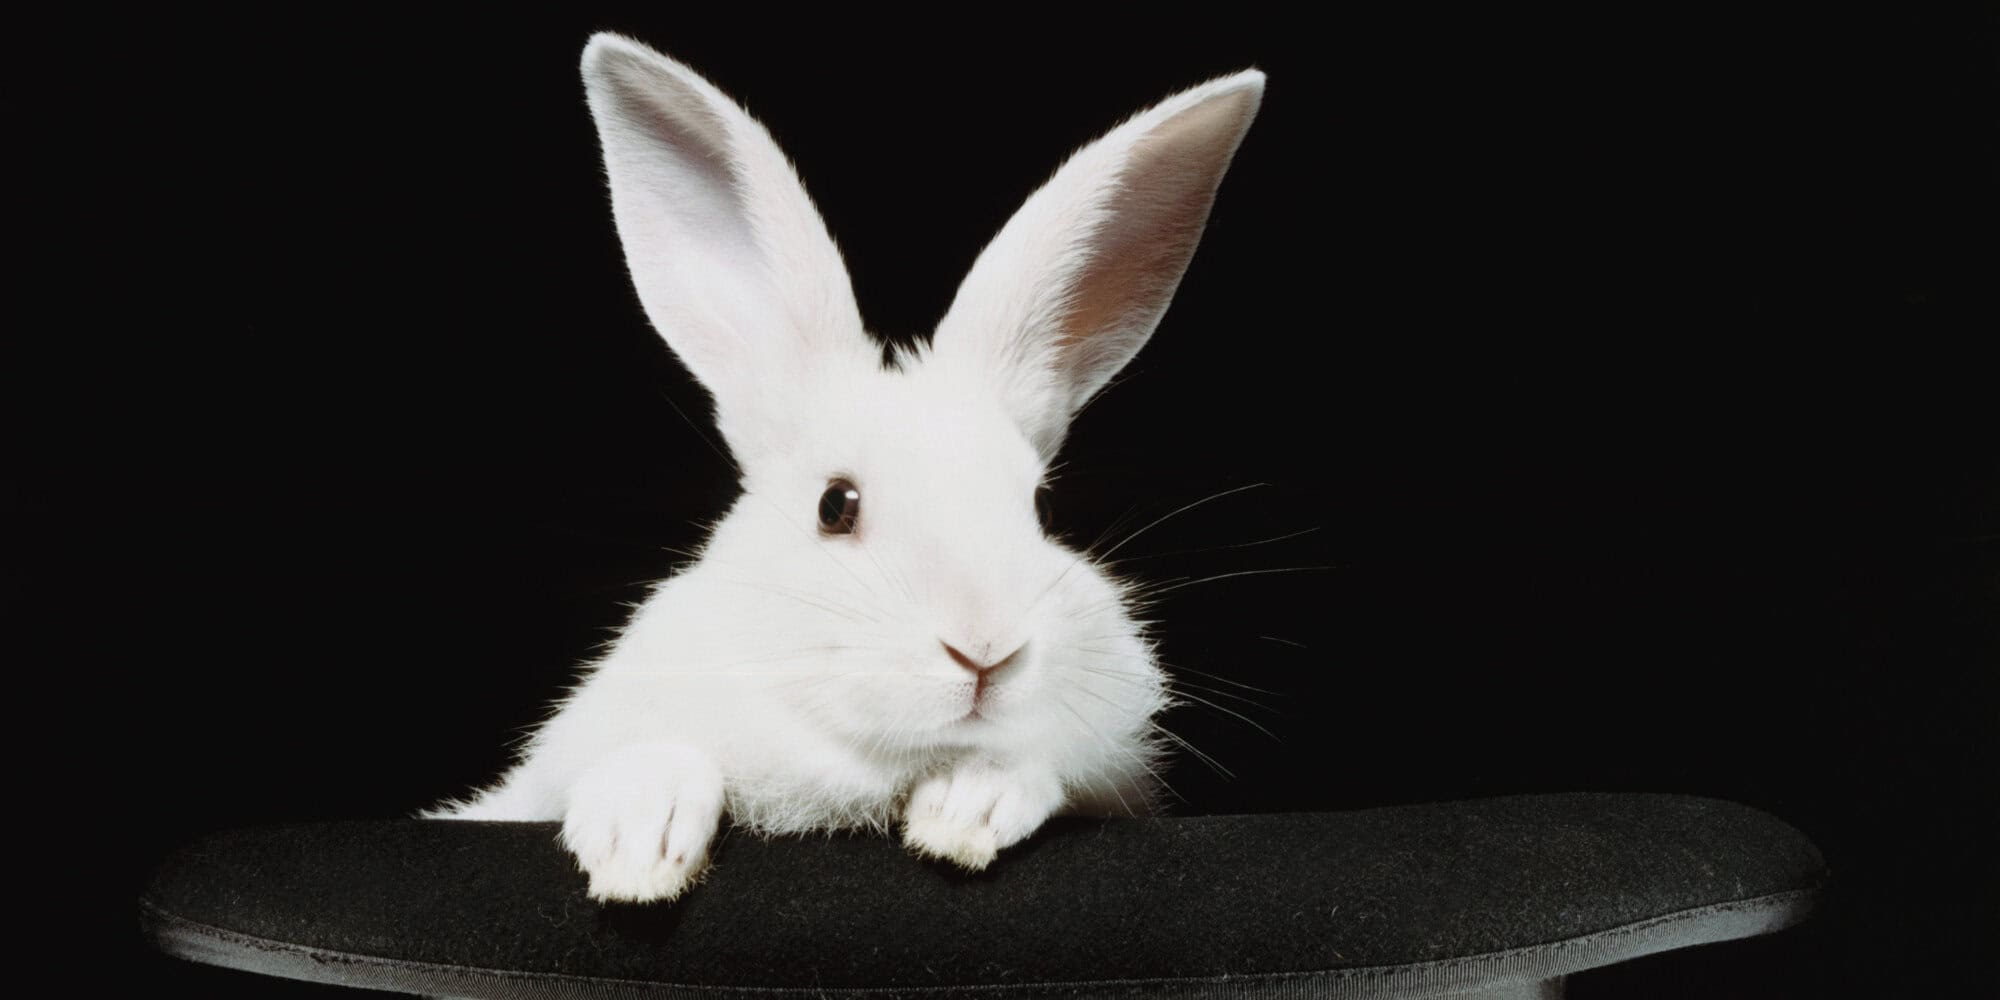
(584, 35, 1262, 760)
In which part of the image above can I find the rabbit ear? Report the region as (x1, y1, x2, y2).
(582, 34, 870, 455)
(930, 71, 1265, 460)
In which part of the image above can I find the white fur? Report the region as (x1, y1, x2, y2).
(430, 34, 1265, 904)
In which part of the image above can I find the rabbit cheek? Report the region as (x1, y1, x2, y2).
(818, 665, 960, 744)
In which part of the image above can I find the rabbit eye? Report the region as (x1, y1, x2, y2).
(818, 479, 860, 535)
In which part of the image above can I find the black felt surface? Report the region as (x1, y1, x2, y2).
(142, 793, 1824, 989)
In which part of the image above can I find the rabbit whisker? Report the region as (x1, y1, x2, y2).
(1052, 695, 1177, 813)
(1145, 721, 1236, 781)
(1074, 663, 1275, 713)
(1027, 483, 1265, 624)
(1100, 526, 1322, 566)
(1056, 672, 1232, 783)
(1021, 502, 1147, 620)
(1090, 482, 1269, 565)
(1071, 662, 1275, 731)
(1101, 565, 1338, 609)
(1162, 661, 1285, 698)
(1068, 653, 1282, 699)
(1164, 685, 1280, 741)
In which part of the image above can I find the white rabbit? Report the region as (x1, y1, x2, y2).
(430, 33, 1265, 904)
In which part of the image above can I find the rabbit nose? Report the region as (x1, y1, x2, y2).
(941, 640, 1024, 675)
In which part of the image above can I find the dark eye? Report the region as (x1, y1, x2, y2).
(818, 479, 860, 535)
(1035, 485, 1054, 531)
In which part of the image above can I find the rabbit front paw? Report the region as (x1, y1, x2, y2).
(902, 764, 1063, 871)
(561, 742, 725, 903)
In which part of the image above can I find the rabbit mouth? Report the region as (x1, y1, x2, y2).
(955, 682, 999, 725)
(959, 690, 990, 724)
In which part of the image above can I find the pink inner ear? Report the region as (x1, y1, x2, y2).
(1058, 88, 1263, 368)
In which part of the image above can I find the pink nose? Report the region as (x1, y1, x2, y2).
(941, 641, 1022, 674)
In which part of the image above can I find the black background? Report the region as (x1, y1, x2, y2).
(20, 7, 1994, 997)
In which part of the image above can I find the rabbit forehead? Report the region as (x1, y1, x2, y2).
(786, 358, 1044, 492)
